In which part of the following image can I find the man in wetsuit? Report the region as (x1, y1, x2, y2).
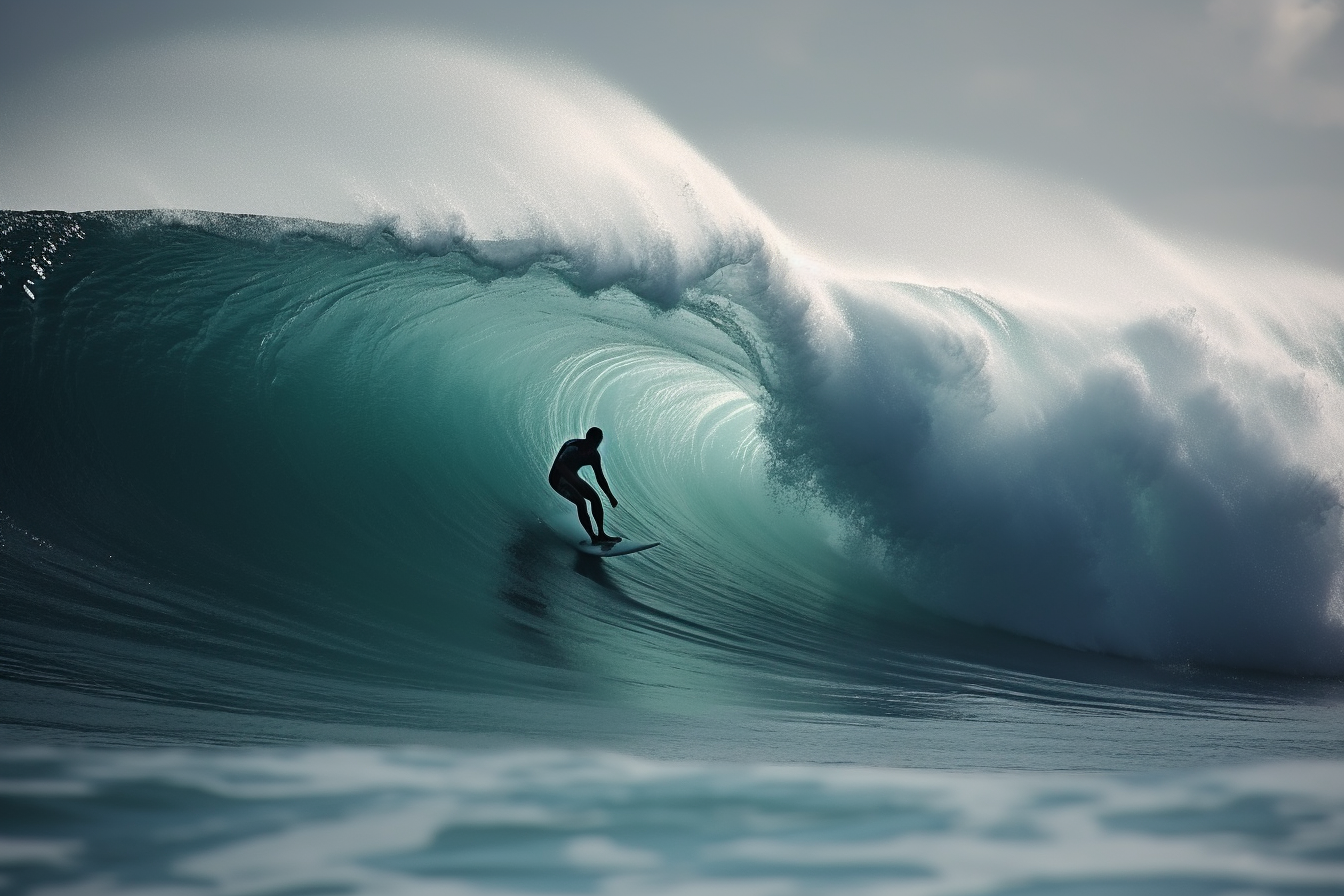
(550, 427, 620, 545)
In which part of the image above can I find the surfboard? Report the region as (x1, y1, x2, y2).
(575, 538, 660, 558)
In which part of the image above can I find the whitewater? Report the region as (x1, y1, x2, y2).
(3, 32, 1344, 895)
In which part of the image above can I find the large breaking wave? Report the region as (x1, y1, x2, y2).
(3, 31, 1344, 698)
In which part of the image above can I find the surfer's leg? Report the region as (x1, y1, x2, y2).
(574, 504, 596, 541)
(572, 483, 610, 540)
(588, 502, 618, 543)
(570, 480, 615, 543)
(552, 476, 597, 541)
(588, 497, 610, 540)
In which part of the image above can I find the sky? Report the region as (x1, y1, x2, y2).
(2, 0, 1343, 272)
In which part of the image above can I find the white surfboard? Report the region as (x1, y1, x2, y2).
(575, 538, 660, 558)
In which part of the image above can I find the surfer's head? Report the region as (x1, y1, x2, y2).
(586, 427, 603, 445)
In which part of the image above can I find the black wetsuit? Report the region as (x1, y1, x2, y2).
(549, 438, 600, 502)
(549, 437, 617, 542)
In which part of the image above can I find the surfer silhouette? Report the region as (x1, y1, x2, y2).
(550, 427, 620, 546)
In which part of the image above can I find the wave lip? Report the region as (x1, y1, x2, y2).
(0, 31, 779, 309)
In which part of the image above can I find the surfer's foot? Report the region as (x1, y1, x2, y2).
(593, 534, 621, 545)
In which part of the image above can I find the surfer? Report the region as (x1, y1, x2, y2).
(550, 427, 620, 545)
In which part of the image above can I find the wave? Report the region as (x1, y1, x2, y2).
(1, 203, 1342, 696)
(2, 32, 1344, 704)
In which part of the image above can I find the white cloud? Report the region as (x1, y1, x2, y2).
(1208, 0, 1344, 124)
(1211, 0, 1341, 71)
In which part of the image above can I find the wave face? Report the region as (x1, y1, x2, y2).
(2, 182, 1344, 730)
(0, 211, 860, 733)
(9, 188, 1344, 679)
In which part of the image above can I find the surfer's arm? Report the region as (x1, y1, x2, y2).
(593, 458, 616, 506)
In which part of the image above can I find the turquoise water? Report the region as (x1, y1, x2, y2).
(3, 139, 1344, 896)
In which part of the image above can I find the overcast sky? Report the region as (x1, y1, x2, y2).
(3, 0, 1342, 271)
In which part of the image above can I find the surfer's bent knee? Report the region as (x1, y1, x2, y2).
(550, 475, 596, 506)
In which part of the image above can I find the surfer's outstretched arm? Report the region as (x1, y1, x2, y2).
(593, 458, 616, 507)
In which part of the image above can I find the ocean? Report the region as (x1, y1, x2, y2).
(4, 33, 1344, 895)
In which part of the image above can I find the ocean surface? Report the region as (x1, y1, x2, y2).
(4, 34, 1344, 895)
